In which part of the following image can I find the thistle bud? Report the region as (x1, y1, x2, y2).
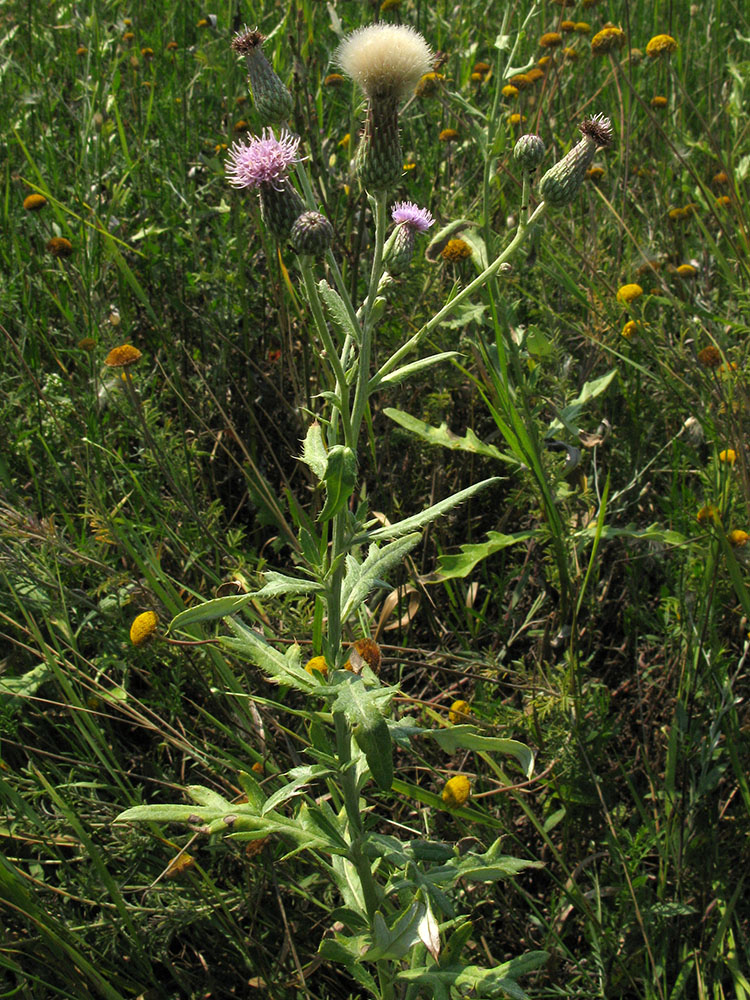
(539, 114, 613, 208)
(259, 182, 305, 241)
(290, 211, 334, 257)
(513, 133, 546, 171)
(231, 27, 293, 125)
(386, 222, 416, 273)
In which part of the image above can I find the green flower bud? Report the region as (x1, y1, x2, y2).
(259, 181, 305, 241)
(513, 133, 546, 171)
(231, 27, 293, 125)
(539, 114, 613, 208)
(291, 211, 334, 256)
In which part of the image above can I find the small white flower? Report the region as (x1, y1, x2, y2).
(337, 24, 432, 102)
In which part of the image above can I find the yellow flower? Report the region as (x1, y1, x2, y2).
(166, 41, 178, 51)
(715, 195, 731, 208)
(537, 56, 552, 67)
(233, 120, 249, 132)
(539, 32, 563, 48)
(403, 160, 416, 170)
(441, 238, 472, 261)
(712, 171, 728, 185)
(696, 504, 719, 526)
(697, 345, 721, 368)
(586, 166, 605, 181)
(338, 132, 351, 148)
(560, 20, 576, 32)
(23, 193, 47, 211)
(105, 344, 142, 367)
(676, 264, 697, 278)
(141, 46, 153, 57)
(591, 26, 626, 54)
(646, 34, 678, 57)
(76, 46, 88, 56)
(415, 72, 444, 97)
(304, 656, 329, 677)
(344, 638, 382, 674)
(473, 61, 490, 74)
(508, 113, 527, 125)
(650, 95, 668, 109)
(448, 700, 471, 724)
(728, 530, 749, 547)
(719, 449, 737, 465)
(470, 72, 483, 82)
(130, 611, 158, 647)
(563, 47, 579, 62)
(438, 128, 459, 142)
(621, 320, 638, 339)
(616, 283, 643, 303)
(442, 775, 471, 808)
(502, 84, 519, 99)
(574, 22, 591, 34)
(46, 237, 73, 258)
(526, 67, 545, 82)
(123, 31, 135, 41)
(507, 74, 531, 90)
(324, 73, 344, 86)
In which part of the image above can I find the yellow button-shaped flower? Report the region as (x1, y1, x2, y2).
(442, 774, 471, 808)
(130, 611, 158, 646)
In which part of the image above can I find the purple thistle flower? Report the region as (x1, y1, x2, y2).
(225, 128, 301, 191)
(391, 201, 434, 233)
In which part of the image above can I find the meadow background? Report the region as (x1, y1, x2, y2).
(1, 0, 749, 997)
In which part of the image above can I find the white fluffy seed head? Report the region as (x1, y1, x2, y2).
(336, 24, 432, 101)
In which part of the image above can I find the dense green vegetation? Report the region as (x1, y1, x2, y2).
(1, 1, 749, 997)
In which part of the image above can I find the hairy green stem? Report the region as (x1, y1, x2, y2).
(298, 258, 354, 450)
(351, 191, 388, 440)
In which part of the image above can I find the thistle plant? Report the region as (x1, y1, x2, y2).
(116, 22, 615, 999)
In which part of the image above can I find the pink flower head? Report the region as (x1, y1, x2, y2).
(225, 128, 301, 190)
(391, 201, 434, 233)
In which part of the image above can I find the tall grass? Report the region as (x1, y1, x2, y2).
(1, 1, 749, 997)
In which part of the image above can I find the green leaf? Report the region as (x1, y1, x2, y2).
(169, 593, 254, 632)
(397, 951, 549, 998)
(0, 662, 51, 700)
(362, 478, 500, 542)
(547, 369, 617, 436)
(186, 785, 235, 811)
(237, 770, 266, 811)
(439, 299, 486, 329)
(378, 352, 461, 387)
(332, 677, 395, 790)
(428, 726, 535, 778)
(384, 408, 517, 464)
(116, 803, 212, 824)
(318, 937, 378, 997)
(261, 765, 334, 815)
(575, 523, 686, 545)
(300, 422, 328, 481)
(255, 571, 323, 598)
(425, 529, 536, 581)
(367, 903, 424, 961)
(340, 533, 421, 622)
(442, 920, 474, 966)
(318, 279, 360, 346)
(319, 445, 357, 522)
(220, 621, 318, 692)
